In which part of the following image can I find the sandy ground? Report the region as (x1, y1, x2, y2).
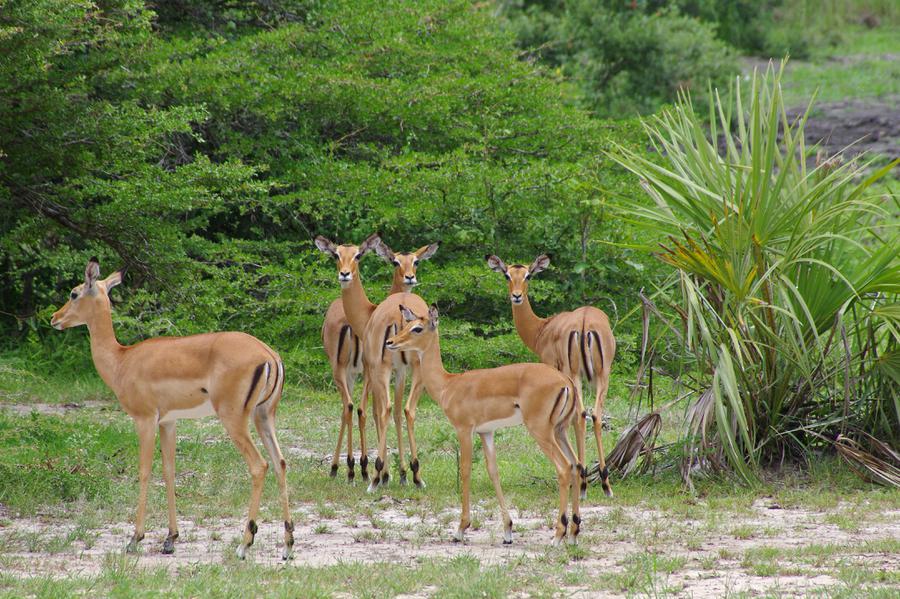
(1, 495, 897, 597)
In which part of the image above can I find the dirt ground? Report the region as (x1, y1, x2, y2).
(788, 96, 900, 162)
(2, 496, 898, 597)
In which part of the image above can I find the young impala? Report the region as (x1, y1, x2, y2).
(386, 304, 582, 545)
(320, 235, 438, 481)
(50, 258, 293, 560)
(487, 254, 616, 498)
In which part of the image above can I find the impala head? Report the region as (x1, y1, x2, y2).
(385, 304, 439, 352)
(315, 233, 381, 287)
(486, 254, 550, 305)
(51, 257, 125, 330)
(375, 239, 439, 290)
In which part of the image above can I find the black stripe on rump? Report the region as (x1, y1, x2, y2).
(243, 363, 266, 409)
(337, 324, 351, 364)
(257, 360, 283, 409)
(580, 328, 592, 382)
(381, 326, 392, 360)
(550, 387, 565, 424)
(353, 333, 360, 368)
(567, 331, 577, 373)
(592, 330, 604, 372)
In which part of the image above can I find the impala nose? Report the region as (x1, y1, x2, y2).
(339, 271, 352, 281)
(404, 275, 417, 285)
(511, 293, 523, 304)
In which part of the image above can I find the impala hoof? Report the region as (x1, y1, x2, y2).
(236, 544, 247, 560)
(124, 533, 143, 554)
(414, 478, 427, 489)
(453, 530, 466, 543)
(282, 546, 294, 561)
(329, 464, 338, 478)
(366, 479, 380, 494)
(399, 470, 408, 485)
(161, 533, 178, 555)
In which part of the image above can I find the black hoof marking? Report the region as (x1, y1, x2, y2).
(560, 514, 568, 527)
(285, 520, 294, 532)
(374, 457, 384, 472)
(348, 402, 354, 413)
(162, 533, 178, 555)
(502, 538, 513, 545)
(599, 466, 609, 480)
(248, 520, 258, 536)
(410, 459, 420, 473)
(414, 478, 426, 489)
(399, 470, 407, 485)
(382, 472, 390, 485)
(330, 464, 338, 477)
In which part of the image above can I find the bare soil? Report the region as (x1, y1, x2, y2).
(2, 497, 897, 597)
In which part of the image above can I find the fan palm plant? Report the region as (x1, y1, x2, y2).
(610, 62, 899, 484)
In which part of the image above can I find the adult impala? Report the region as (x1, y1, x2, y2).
(315, 234, 438, 488)
(320, 236, 438, 481)
(487, 254, 616, 497)
(386, 304, 582, 545)
(51, 258, 294, 560)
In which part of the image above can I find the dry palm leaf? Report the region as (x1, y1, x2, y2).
(835, 432, 900, 488)
(588, 412, 662, 482)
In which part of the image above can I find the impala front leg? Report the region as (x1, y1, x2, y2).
(575, 380, 588, 501)
(159, 421, 179, 554)
(358, 378, 370, 481)
(453, 430, 474, 542)
(127, 417, 157, 553)
(393, 367, 408, 484)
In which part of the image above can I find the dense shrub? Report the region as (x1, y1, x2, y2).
(0, 0, 655, 382)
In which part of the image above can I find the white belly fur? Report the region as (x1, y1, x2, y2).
(475, 408, 523, 433)
(159, 400, 215, 423)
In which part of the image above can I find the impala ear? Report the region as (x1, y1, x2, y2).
(103, 267, 125, 291)
(375, 239, 396, 263)
(486, 254, 507, 274)
(358, 232, 381, 256)
(314, 235, 338, 257)
(84, 257, 101, 290)
(415, 242, 440, 261)
(528, 254, 550, 277)
(399, 304, 418, 322)
(428, 303, 439, 329)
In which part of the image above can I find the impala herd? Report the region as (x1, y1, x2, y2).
(50, 234, 615, 560)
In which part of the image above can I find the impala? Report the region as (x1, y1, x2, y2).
(50, 258, 294, 560)
(315, 234, 438, 489)
(386, 304, 582, 545)
(320, 236, 438, 481)
(487, 254, 616, 497)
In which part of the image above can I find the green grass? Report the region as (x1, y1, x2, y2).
(1, 357, 899, 597)
(775, 26, 900, 105)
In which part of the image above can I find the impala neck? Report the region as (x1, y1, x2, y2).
(416, 334, 453, 410)
(389, 270, 412, 294)
(85, 301, 124, 394)
(512, 294, 546, 354)
(341, 274, 376, 334)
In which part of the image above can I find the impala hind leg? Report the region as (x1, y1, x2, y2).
(393, 368, 408, 484)
(358, 378, 370, 481)
(405, 368, 425, 488)
(159, 421, 179, 554)
(254, 405, 294, 560)
(574, 380, 588, 501)
(480, 432, 512, 544)
(368, 372, 392, 493)
(223, 417, 269, 559)
(127, 417, 157, 553)
(592, 372, 613, 497)
(556, 425, 582, 543)
(530, 431, 572, 545)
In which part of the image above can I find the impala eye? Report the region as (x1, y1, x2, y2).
(393, 259, 400, 267)
(411, 326, 423, 333)
(354, 253, 361, 261)
(413, 259, 419, 266)
(525, 273, 531, 280)
(70, 292, 78, 300)
(504, 273, 511, 281)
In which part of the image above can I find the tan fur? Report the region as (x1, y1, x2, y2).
(487, 254, 616, 497)
(386, 305, 582, 545)
(51, 260, 294, 560)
